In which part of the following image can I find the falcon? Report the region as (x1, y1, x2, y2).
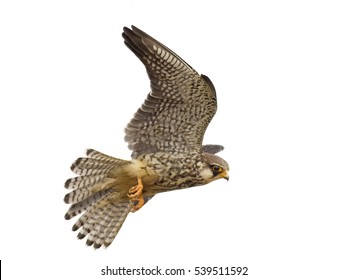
(64, 25, 229, 248)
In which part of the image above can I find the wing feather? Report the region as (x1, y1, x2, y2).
(122, 26, 217, 158)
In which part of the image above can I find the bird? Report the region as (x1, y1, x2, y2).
(64, 25, 229, 249)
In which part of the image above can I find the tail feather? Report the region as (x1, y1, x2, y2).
(77, 202, 105, 239)
(72, 206, 92, 231)
(103, 202, 132, 247)
(65, 149, 133, 248)
(72, 157, 115, 172)
(65, 174, 106, 190)
(70, 149, 130, 176)
(86, 149, 122, 161)
(64, 178, 117, 204)
(71, 159, 117, 176)
(64, 189, 110, 219)
(74, 198, 131, 248)
(87, 201, 131, 248)
(86, 203, 114, 247)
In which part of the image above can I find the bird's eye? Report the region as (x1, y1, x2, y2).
(210, 165, 223, 175)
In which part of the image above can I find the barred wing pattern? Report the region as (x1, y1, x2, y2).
(64, 149, 133, 248)
(123, 26, 218, 158)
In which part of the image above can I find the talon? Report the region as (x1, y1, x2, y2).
(130, 196, 144, 212)
(128, 177, 144, 212)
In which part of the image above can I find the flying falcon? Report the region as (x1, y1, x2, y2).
(64, 25, 229, 248)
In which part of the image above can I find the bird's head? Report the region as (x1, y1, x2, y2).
(200, 153, 229, 183)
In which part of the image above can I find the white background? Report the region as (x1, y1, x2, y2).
(1, 0, 346, 279)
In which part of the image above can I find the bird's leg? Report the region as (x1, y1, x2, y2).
(127, 177, 144, 212)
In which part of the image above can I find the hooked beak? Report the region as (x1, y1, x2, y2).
(222, 170, 229, 181)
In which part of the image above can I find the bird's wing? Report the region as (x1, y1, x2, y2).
(122, 26, 217, 158)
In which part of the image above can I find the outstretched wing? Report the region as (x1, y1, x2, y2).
(122, 26, 217, 158)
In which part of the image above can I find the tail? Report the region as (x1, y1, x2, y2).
(64, 149, 132, 249)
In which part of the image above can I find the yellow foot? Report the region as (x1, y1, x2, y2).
(127, 177, 144, 212)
